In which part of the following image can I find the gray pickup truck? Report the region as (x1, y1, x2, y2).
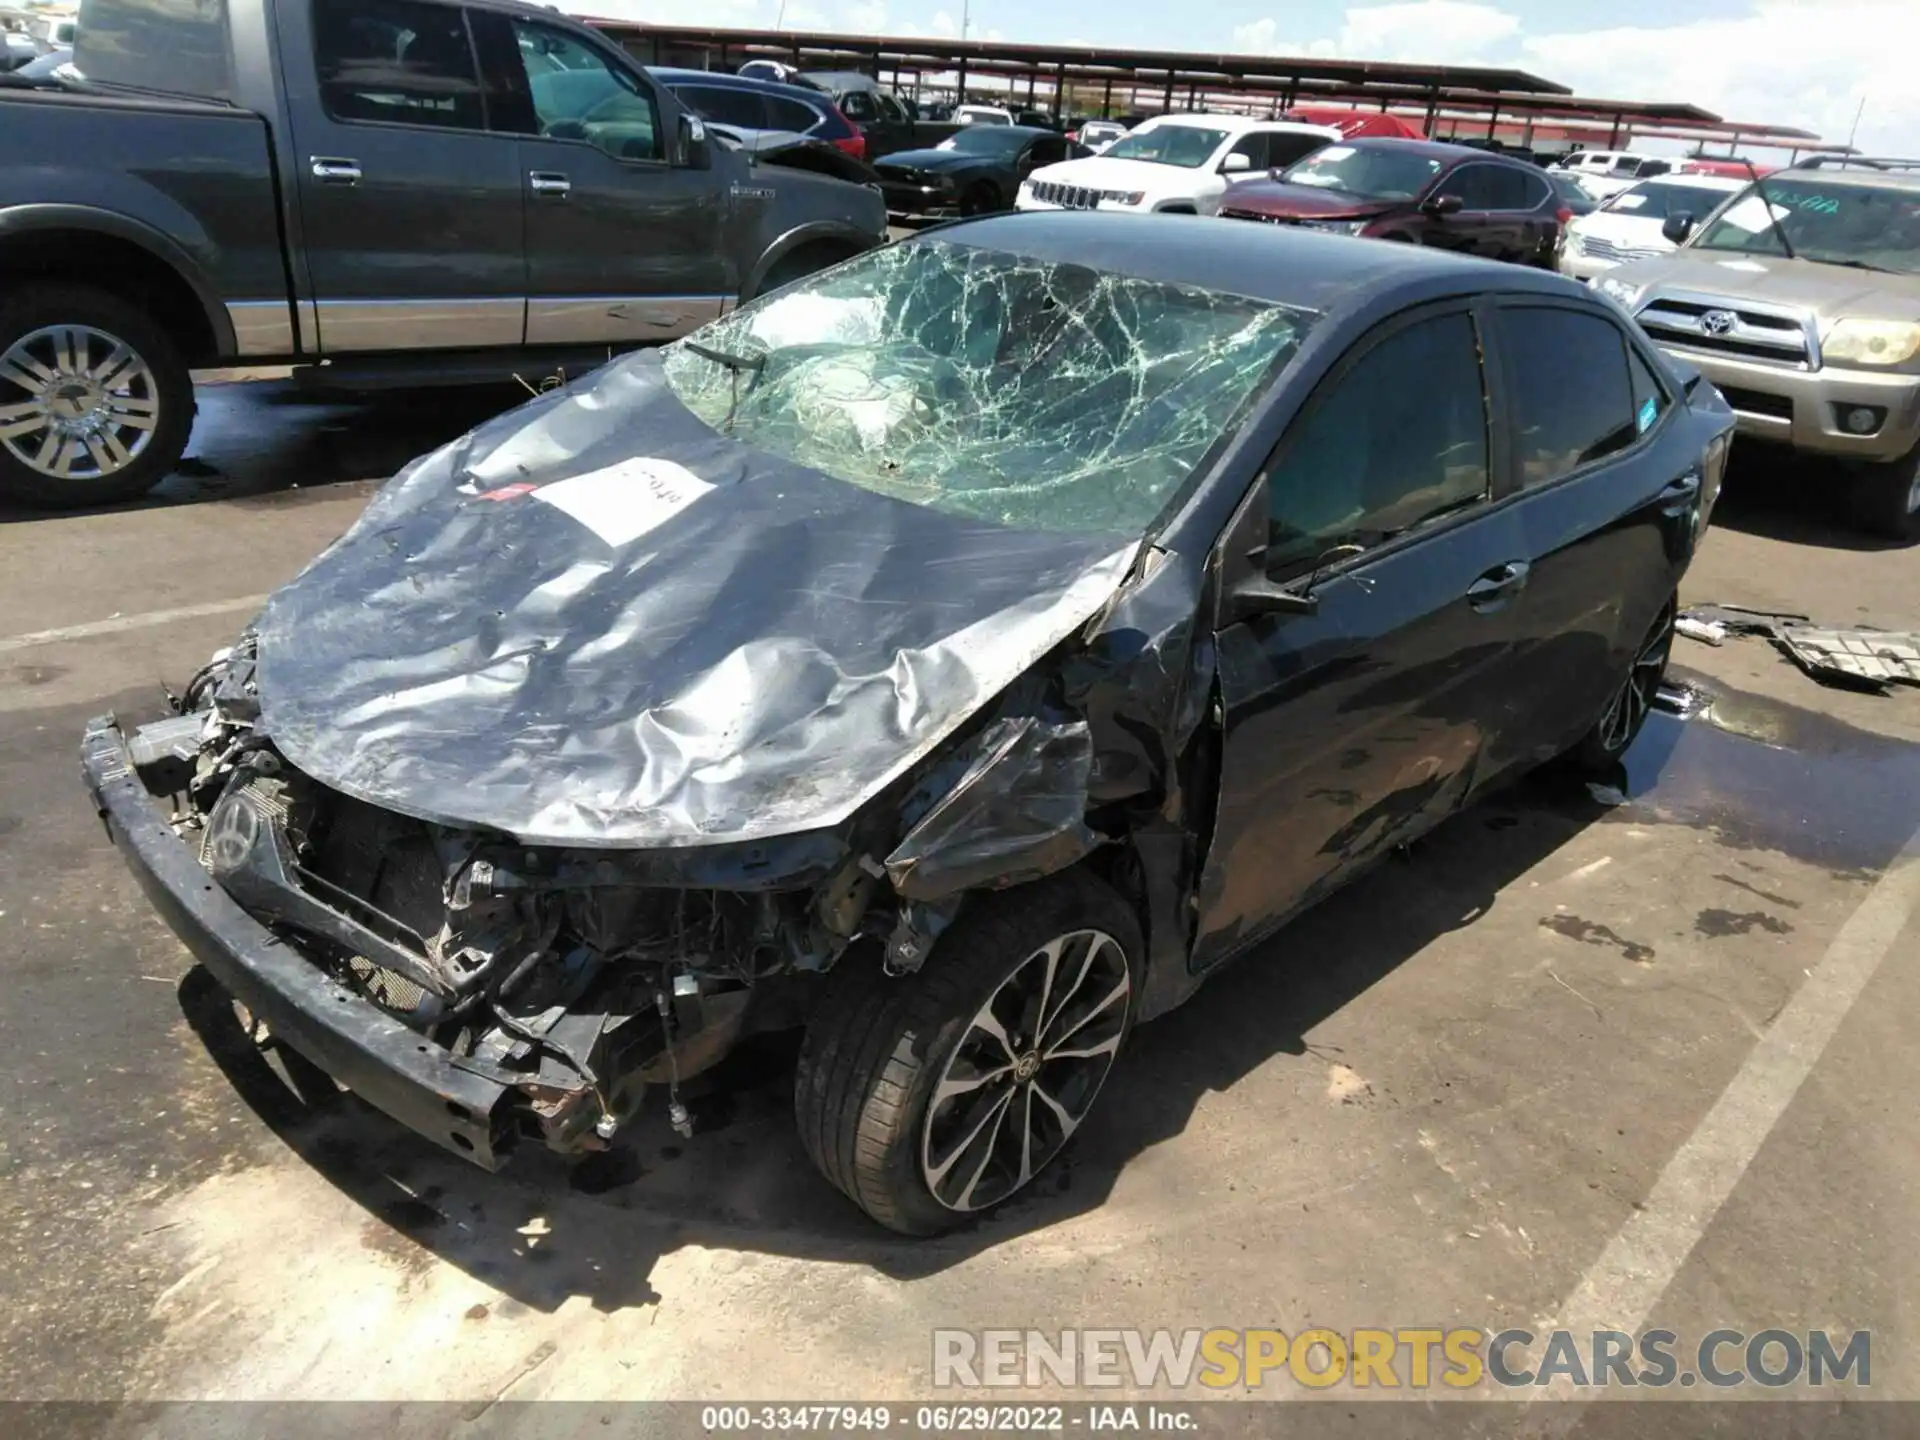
(0, 0, 888, 509)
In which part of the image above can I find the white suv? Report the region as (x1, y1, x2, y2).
(1017, 114, 1338, 216)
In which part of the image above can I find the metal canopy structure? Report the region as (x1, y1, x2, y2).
(586, 20, 1836, 154)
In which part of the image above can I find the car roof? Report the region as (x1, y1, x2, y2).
(1780, 165, 1920, 194)
(1640, 173, 1746, 190)
(648, 67, 830, 105)
(1335, 136, 1521, 165)
(916, 211, 1582, 313)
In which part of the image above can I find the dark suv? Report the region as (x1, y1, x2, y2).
(1220, 138, 1569, 268)
(652, 69, 867, 161)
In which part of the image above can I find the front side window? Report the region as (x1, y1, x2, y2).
(1628, 347, 1668, 435)
(1266, 131, 1332, 170)
(1498, 307, 1639, 486)
(876, 91, 908, 124)
(840, 90, 876, 121)
(314, 0, 483, 130)
(514, 21, 658, 160)
(1264, 312, 1490, 569)
(1101, 124, 1232, 169)
(1222, 133, 1269, 172)
(663, 240, 1315, 535)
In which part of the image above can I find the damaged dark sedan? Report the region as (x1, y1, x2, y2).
(85, 215, 1733, 1234)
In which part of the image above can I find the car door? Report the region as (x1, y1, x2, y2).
(477, 12, 730, 346)
(1422, 163, 1510, 258)
(1478, 299, 1701, 775)
(286, 0, 525, 352)
(1192, 303, 1530, 970)
(1217, 130, 1271, 181)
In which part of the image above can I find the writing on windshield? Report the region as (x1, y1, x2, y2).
(1694, 179, 1920, 273)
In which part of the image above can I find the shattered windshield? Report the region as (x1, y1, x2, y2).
(662, 239, 1313, 534)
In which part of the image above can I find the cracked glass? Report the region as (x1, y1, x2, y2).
(663, 238, 1315, 534)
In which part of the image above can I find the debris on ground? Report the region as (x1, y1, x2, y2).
(1677, 605, 1919, 694)
(1586, 782, 1629, 807)
(1774, 626, 1920, 692)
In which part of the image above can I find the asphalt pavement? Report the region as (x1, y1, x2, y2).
(2, 375, 1916, 1425)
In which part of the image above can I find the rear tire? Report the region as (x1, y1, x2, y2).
(794, 871, 1142, 1235)
(1567, 598, 1675, 773)
(1849, 448, 1920, 542)
(0, 284, 193, 510)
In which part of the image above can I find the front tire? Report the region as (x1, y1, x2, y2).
(1568, 598, 1675, 772)
(794, 872, 1142, 1235)
(1849, 448, 1920, 542)
(0, 284, 193, 510)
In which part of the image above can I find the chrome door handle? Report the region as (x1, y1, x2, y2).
(310, 157, 361, 185)
(529, 171, 571, 197)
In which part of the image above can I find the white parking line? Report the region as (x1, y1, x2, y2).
(0, 596, 268, 655)
(1524, 819, 1920, 1423)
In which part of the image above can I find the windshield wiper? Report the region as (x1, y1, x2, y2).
(682, 342, 766, 434)
(1739, 159, 1797, 260)
(1808, 257, 1904, 274)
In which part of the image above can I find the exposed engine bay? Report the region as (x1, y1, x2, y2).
(125, 631, 1104, 1158)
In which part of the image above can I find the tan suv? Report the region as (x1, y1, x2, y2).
(1593, 157, 1920, 540)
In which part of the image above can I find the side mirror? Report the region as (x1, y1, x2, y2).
(1662, 212, 1695, 244)
(679, 112, 711, 170)
(1221, 152, 1253, 174)
(1226, 543, 1367, 621)
(1423, 192, 1465, 217)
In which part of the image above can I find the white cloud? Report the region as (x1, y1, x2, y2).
(930, 9, 957, 37)
(1234, 3, 1513, 65)
(1522, 2, 1919, 155)
(841, 0, 888, 31)
(1228, 0, 1919, 153)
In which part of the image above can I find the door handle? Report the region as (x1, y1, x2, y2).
(310, 157, 361, 185)
(1659, 471, 1702, 515)
(1465, 560, 1530, 612)
(529, 171, 572, 198)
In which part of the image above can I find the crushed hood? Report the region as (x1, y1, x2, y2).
(253, 351, 1136, 849)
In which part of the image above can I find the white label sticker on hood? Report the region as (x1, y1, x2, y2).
(534, 458, 714, 547)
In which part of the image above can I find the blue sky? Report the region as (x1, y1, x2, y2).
(581, 0, 1920, 153)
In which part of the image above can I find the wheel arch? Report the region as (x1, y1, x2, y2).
(0, 207, 234, 365)
(742, 222, 883, 302)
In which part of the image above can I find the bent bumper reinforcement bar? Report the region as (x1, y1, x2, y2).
(80, 713, 514, 1167)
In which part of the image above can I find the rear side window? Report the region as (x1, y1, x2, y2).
(1628, 347, 1669, 434)
(766, 94, 826, 133)
(313, 0, 484, 130)
(1498, 307, 1640, 485)
(1265, 311, 1490, 568)
(676, 83, 765, 130)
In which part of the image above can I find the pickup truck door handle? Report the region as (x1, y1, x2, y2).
(1465, 560, 1531, 612)
(310, 157, 361, 185)
(529, 171, 572, 198)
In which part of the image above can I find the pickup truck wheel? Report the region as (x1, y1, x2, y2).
(1849, 449, 1920, 542)
(794, 871, 1141, 1235)
(0, 286, 193, 510)
(1568, 598, 1675, 772)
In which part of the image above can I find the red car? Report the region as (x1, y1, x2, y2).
(1219, 138, 1569, 268)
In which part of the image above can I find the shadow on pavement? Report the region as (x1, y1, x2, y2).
(174, 766, 1633, 1314)
(1710, 441, 1913, 555)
